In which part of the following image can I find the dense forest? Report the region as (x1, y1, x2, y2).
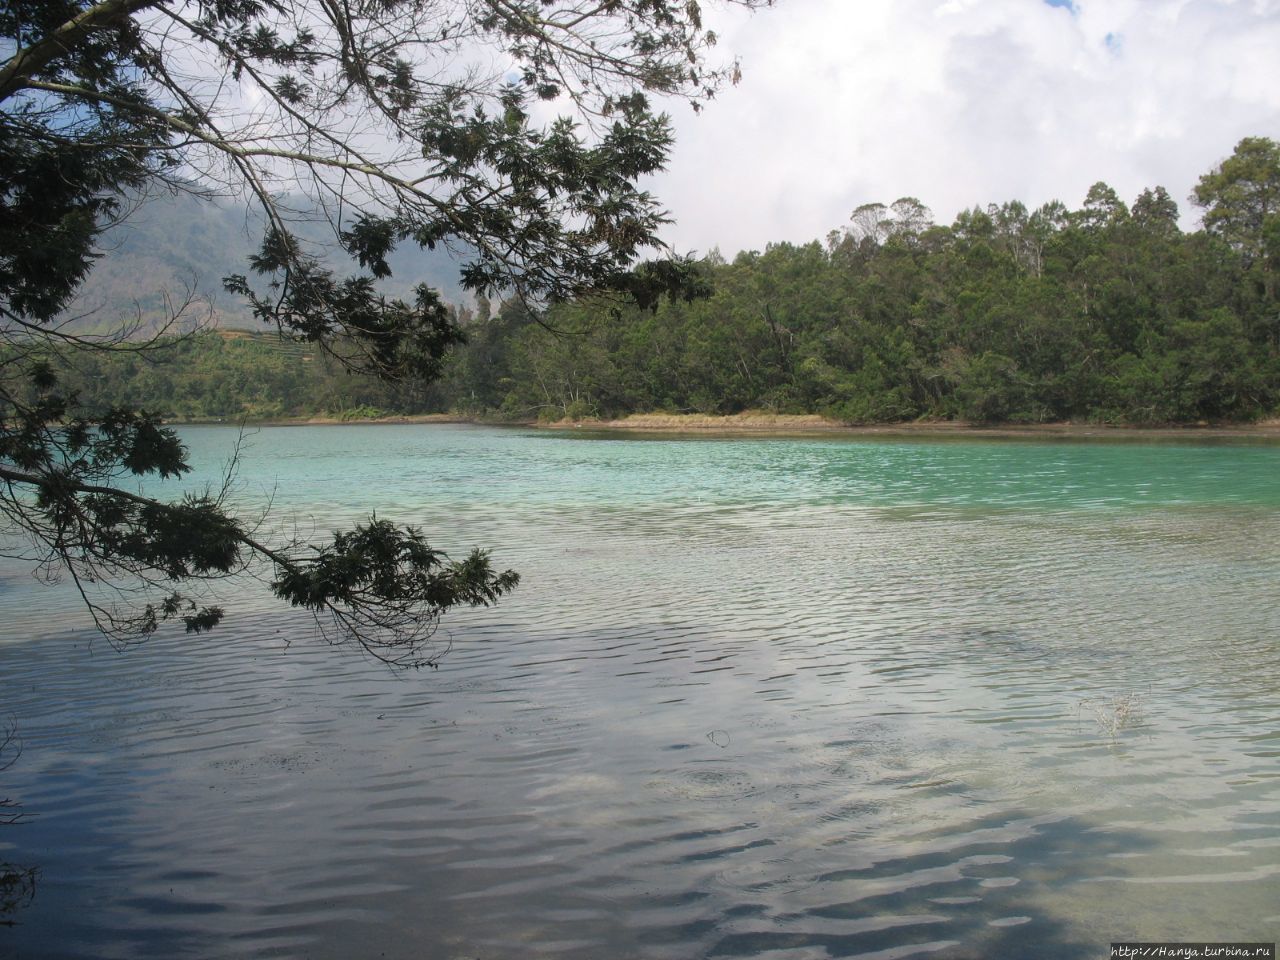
(44, 137, 1280, 426)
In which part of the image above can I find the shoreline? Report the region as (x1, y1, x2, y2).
(174, 410, 1280, 440)
(177, 413, 475, 427)
(532, 412, 1280, 441)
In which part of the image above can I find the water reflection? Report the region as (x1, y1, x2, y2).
(1, 426, 1278, 958)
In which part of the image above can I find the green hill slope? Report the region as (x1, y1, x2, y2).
(65, 191, 471, 336)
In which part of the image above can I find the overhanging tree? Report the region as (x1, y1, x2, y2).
(1, 0, 770, 665)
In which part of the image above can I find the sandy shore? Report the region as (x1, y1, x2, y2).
(535, 411, 1280, 440)
(175, 410, 1280, 439)
(288, 413, 472, 426)
(179, 413, 475, 426)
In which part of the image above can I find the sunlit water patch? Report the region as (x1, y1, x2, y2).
(2, 425, 1278, 959)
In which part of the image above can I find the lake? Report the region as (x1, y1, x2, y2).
(1, 424, 1278, 959)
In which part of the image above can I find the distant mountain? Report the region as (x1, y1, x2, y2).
(65, 190, 472, 336)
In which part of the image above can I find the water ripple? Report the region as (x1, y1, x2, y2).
(2, 426, 1278, 959)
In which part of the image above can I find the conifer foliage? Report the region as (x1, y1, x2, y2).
(0, 0, 767, 663)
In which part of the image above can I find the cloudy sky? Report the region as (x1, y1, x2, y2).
(648, 0, 1280, 256)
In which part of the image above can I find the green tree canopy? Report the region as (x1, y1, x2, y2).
(1193, 137, 1280, 258)
(423, 141, 1279, 429)
(1194, 136, 1280, 301)
(1, 0, 770, 664)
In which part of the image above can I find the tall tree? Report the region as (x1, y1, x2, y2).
(886, 197, 934, 244)
(1131, 186, 1180, 236)
(1193, 136, 1280, 301)
(1076, 181, 1129, 232)
(849, 202, 890, 245)
(1, 0, 771, 664)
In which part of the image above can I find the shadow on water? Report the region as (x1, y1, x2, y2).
(0, 701, 1264, 959)
(270, 801, 1160, 960)
(0, 626, 1170, 960)
(0, 863, 36, 929)
(1, 723, 37, 931)
(0, 812, 1159, 960)
(697, 810, 1155, 960)
(3, 600, 1279, 956)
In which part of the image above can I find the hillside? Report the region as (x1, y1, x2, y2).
(64, 190, 471, 336)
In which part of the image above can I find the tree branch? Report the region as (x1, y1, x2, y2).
(0, 463, 291, 567)
(0, 0, 166, 102)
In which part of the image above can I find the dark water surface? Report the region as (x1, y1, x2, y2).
(2, 425, 1278, 959)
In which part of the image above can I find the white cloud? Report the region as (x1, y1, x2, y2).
(650, 0, 1280, 255)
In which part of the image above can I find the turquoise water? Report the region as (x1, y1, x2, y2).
(1, 425, 1278, 959)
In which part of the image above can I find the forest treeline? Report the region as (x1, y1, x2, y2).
(45, 137, 1280, 425)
